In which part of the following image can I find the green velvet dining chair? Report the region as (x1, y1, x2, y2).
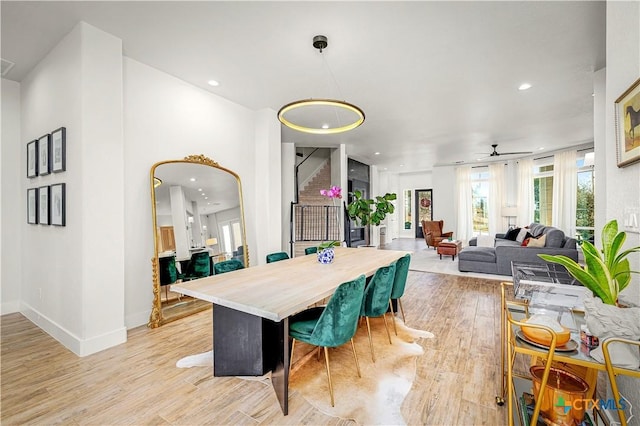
(183, 251, 211, 280)
(304, 246, 317, 255)
(213, 258, 245, 275)
(360, 263, 396, 362)
(266, 251, 289, 263)
(159, 255, 182, 300)
(289, 274, 366, 407)
(389, 254, 411, 335)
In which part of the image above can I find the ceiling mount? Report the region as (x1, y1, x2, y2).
(277, 35, 365, 135)
(312, 35, 328, 52)
(485, 144, 533, 158)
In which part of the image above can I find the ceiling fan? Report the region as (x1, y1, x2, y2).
(479, 144, 533, 159)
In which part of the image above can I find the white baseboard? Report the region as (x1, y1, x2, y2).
(20, 303, 126, 357)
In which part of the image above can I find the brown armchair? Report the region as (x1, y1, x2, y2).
(421, 220, 454, 249)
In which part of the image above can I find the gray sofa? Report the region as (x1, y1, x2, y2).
(458, 223, 578, 276)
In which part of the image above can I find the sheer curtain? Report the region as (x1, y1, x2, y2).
(456, 166, 473, 243)
(517, 158, 534, 227)
(552, 150, 577, 236)
(488, 163, 505, 236)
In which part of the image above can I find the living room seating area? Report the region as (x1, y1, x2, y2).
(458, 223, 579, 276)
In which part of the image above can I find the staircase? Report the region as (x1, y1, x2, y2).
(298, 160, 332, 205)
(294, 160, 339, 257)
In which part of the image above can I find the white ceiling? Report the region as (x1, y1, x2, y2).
(1, 1, 605, 173)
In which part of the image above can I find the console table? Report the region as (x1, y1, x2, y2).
(172, 247, 409, 415)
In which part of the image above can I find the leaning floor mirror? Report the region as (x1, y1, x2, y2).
(148, 154, 249, 328)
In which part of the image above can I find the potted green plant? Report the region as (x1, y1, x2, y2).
(347, 190, 397, 246)
(538, 220, 640, 306)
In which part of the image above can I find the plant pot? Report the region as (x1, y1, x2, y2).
(529, 365, 589, 425)
(317, 247, 335, 264)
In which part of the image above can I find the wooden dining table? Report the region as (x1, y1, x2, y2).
(171, 246, 410, 415)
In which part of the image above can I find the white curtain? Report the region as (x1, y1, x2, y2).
(488, 163, 505, 236)
(456, 166, 474, 243)
(552, 150, 577, 236)
(517, 158, 534, 227)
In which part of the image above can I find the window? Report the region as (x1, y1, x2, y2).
(576, 155, 595, 243)
(471, 170, 489, 234)
(532, 152, 595, 242)
(533, 164, 554, 225)
(403, 189, 412, 229)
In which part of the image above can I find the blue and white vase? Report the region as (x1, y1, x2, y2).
(317, 247, 335, 264)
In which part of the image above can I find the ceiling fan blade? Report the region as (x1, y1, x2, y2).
(499, 151, 533, 155)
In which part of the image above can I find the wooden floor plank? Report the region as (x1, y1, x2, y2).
(1, 238, 509, 425)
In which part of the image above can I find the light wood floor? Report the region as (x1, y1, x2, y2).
(1, 239, 509, 425)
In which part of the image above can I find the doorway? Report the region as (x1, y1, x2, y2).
(414, 189, 433, 239)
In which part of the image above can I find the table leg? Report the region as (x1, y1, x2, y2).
(271, 318, 289, 415)
(212, 305, 289, 415)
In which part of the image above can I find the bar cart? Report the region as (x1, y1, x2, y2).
(497, 263, 640, 426)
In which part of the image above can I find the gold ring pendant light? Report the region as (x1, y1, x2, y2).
(277, 36, 365, 135)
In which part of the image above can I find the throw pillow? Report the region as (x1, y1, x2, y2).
(504, 227, 521, 241)
(521, 238, 531, 247)
(477, 234, 495, 247)
(516, 228, 530, 243)
(527, 234, 547, 248)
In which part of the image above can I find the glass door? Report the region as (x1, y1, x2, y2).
(415, 189, 433, 238)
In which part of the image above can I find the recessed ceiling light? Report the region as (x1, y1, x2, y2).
(321, 124, 329, 129)
(374, 152, 380, 155)
(205, 197, 208, 200)
(198, 188, 202, 191)
(399, 164, 404, 167)
(207, 80, 219, 87)
(518, 83, 532, 91)
(539, 147, 545, 151)
(190, 178, 196, 182)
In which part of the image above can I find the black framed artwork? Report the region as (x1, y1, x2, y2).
(51, 183, 66, 226)
(27, 188, 38, 224)
(38, 185, 50, 225)
(27, 140, 38, 178)
(38, 134, 51, 176)
(51, 127, 66, 173)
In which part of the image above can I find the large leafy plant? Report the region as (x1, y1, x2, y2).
(347, 190, 397, 226)
(538, 220, 640, 305)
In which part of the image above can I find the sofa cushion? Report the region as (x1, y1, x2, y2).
(458, 247, 496, 263)
(527, 234, 547, 247)
(544, 228, 566, 248)
(516, 228, 530, 243)
(504, 227, 521, 241)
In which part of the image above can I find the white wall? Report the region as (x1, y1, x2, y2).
(18, 22, 126, 356)
(1, 79, 22, 314)
(602, 1, 640, 415)
(603, 2, 640, 307)
(122, 57, 265, 327)
(394, 171, 433, 238)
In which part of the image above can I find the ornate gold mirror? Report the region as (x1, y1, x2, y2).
(148, 155, 249, 328)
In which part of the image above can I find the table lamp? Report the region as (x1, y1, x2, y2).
(501, 206, 518, 228)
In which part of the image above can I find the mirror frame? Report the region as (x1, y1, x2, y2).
(148, 154, 249, 328)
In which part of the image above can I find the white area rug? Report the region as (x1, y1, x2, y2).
(176, 350, 212, 368)
(409, 247, 510, 281)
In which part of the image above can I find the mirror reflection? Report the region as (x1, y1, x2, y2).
(149, 155, 248, 327)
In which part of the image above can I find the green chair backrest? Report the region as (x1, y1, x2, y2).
(361, 263, 397, 317)
(266, 251, 289, 263)
(390, 254, 411, 299)
(186, 251, 211, 279)
(159, 255, 178, 285)
(304, 247, 318, 255)
(310, 275, 366, 347)
(214, 259, 245, 274)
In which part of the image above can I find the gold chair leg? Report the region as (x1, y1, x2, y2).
(323, 347, 335, 407)
(350, 338, 361, 378)
(382, 313, 392, 344)
(398, 298, 406, 323)
(289, 339, 296, 376)
(365, 317, 375, 362)
(390, 299, 398, 335)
